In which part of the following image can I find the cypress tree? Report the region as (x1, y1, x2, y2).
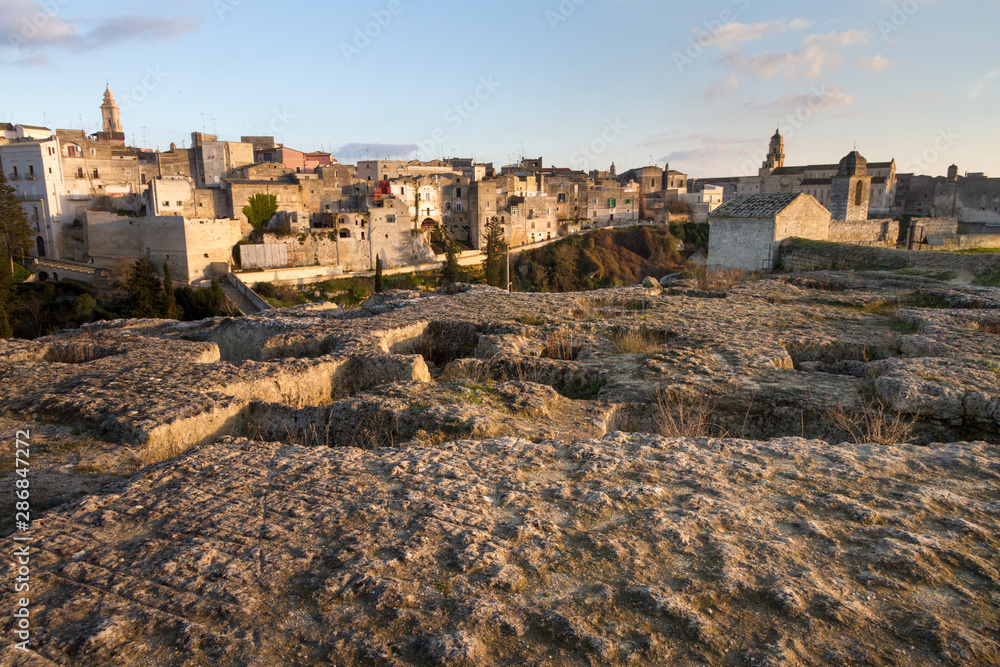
(374, 256, 383, 293)
(162, 261, 177, 319)
(0, 249, 13, 338)
(126, 259, 164, 318)
(442, 240, 463, 286)
(0, 172, 32, 271)
(483, 216, 507, 288)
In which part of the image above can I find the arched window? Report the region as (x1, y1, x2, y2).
(339, 229, 351, 239)
(36, 236, 45, 257)
(854, 182, 864, 207)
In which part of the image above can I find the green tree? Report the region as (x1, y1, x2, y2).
(483, 216, 507, 288)
(243, 193, 278, 239)
(0, 249, 13, 338)
(162, 261, 178, 319)
(0, 172, 33, 272)
(374, 256, 384, 293)
(72, 294, 97, 323)
(441, 239, 463, 286)
(125, 259, 164, 318)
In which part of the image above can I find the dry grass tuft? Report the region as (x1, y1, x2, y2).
(971, 320, 1000, 335)
(697, 268, 747, 291)
(542, 332, 582, 361)
(829, 395, 917, 445)
(610, 329, 665, 355)
(654, 388, 727, 439)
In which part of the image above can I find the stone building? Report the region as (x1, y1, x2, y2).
(0, 131, 65, 259)
(85, 211, 242, 283)
(736, 132, 896, 219)
(708, 193, 831, 271)
(828, 151, 871, 222)
(357, 159, 462, 183)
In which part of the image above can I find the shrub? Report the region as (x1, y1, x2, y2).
(828, 394, 917, 445)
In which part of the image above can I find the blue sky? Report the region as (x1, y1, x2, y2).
(2, 0, 998, 178)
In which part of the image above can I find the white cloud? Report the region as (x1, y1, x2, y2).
(704, 73, 740, 101)
(336, 143, 418, 161)
(694, 18, 813, 50)
(744, 85, 856, 115)
(0, 0, 197, 66)
(722, 30, 870, 80)
(857, 55, 894, 74)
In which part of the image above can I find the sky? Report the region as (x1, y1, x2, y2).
(2, 0, 998, 178)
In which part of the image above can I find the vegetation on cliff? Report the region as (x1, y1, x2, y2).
(511, 226, 687, 292)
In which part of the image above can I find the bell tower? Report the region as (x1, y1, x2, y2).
(764, 128, 785, 170)
(101, 85, 123, 134)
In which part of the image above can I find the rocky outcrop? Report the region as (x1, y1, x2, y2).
(2, 433, 997, 665)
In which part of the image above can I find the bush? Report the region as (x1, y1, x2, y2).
(254, 282, 278, 298)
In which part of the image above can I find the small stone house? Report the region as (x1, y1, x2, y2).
(707, 193, 830, 271)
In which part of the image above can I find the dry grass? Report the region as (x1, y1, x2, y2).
(697, 268, 747, 291)
(542, 331, 582, 361)
(610, 329, 665, 355)
(829, 395, 917, 445)
(971, 320, 1000, 335)
(654, 388, 727, 439)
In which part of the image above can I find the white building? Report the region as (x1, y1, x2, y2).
(0, 129, 66, 259)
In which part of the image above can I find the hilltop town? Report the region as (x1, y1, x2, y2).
(2, 87, 998, 293)
(2, 87, 1000, 667)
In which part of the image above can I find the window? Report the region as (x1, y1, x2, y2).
(456, 188, 461, 197)
(455, 202, 462, 212)
(77, 168, 84, 178)
(162, 201, 170, 207)
(67, 146, 77, 157)
(386, 215, 396, 223)
(558, 193, 566, 203)
(854, 182, 864, 207)
(11, 167, 17, 177)
(90, 149, 96, 155)
(361, 232, 365, 240)
(339, 229, 351, 238)
(28, 165, 34, 175)
(141, 174, 146, 184)
(93, 169, 99, 178)
(126, 170, 131, 176)
(48, 168, 52, 174)
(176, 201, 183, 206)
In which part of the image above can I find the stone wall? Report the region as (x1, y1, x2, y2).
(86, 211, 242, 283)
(928, 234, 1000, 251)
(907, 217, 959, 240)
(828, 219, 899, 247)
(779, 238, 1000, 276)
(261, 228, 436, 273)
(707, 216, 777, 272)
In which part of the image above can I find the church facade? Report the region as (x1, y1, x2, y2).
(736, 131, 896, 220)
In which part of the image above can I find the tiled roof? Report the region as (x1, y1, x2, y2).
(709, 193, 804, 219)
